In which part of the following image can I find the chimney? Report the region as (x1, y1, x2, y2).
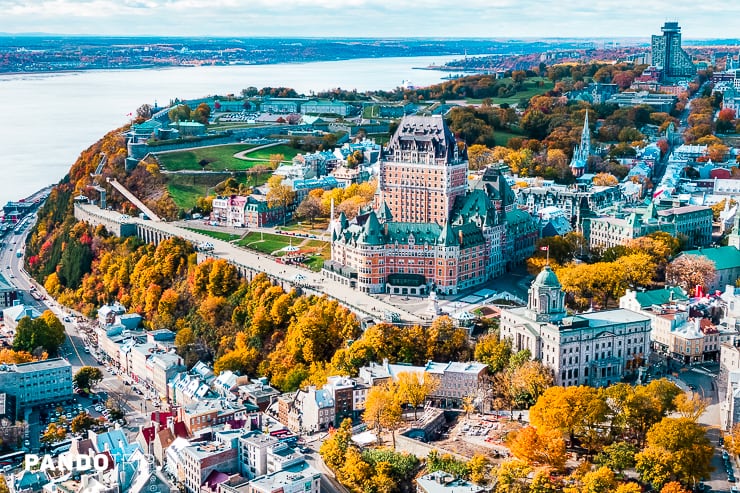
(458, 230, 463, 245)
(167, 416, 174, 434)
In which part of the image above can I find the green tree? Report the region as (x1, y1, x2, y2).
(73, 366, 103, 390)
(13, 311, 66, 356)
(594, 442, 637, 475)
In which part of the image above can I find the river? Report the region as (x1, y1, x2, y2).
(0, 55, 454, 206)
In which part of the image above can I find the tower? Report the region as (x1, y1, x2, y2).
(651, 22, 696, 81)
(377, 115, 467, 224)
(729, 208, 740, 250)
(569, 111, 590, 178)
(526, 265, 566, 323)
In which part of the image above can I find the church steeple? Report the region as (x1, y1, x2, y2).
(729, 208, 740, 250)
(569, 111, 591, 178)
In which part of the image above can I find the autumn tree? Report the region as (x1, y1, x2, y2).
(594, 442, 637, 475)
(507, 425, 568, 471)
(396, 371, 438, 419)
(13, 311, 66, 356)
(467, 144, 496, 170)
(592, 172, 619, 186)
(635, 417, 713, 489)
(494, 459, 532, 493)
(266, 175, 295, 225)
(70, 412, 98, 434)
(666, 255, 716, 294)
(578, 466, 617, 493)
(474, 333, 512, 373)
(364, 382, 403, 446)
(660, 482, 691, 493)
(41, 423, 67, 444)
(673, 391, 709, 421)
(295, 195, 323, 226)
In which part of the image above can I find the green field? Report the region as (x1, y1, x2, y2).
(494, 130, 525, 147)
(186, 228, 243, 242)
(244, 145, 301, 163)
(467, 77, 555, 106)
(238, 232, 296, 255)
(166, 172, 272, 210)
(157, 144, 259, 171)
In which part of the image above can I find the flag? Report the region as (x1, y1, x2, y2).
(127, 112, 133, 117)
(540, 246, 549, 251)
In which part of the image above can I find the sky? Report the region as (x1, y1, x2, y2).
(0, 0, 738, 40)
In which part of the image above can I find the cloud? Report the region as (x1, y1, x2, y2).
(0, 0, 736, 38)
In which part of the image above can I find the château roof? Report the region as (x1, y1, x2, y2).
(384, 115, 463, 163)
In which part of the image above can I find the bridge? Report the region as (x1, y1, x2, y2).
(73, 203, 424, 324)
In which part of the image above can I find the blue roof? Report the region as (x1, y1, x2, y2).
(96, 429, 128, 455)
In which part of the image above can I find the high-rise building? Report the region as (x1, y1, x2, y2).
(377, 115, 468, 224)
(326, 115, 538, 296)
(651, 22, 696, 80)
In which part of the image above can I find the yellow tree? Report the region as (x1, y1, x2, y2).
(579, 467, 617, 493)
(507, 425, 567, 471)
(396, 371, 438, 419)
(660, 482, 691, 493)
(673, 392, 709, 421)
(363, 382, 403, 446)
(468, 144, 496, 170)
(494, 459, 532, 493)
(468, 454, 490, 484)
(266, 175, 296, 225)
(724, 423, 740, 456)
(593, 172, 619, 186)
(339, 446, 371, 491)
(615, 483, 642, 493)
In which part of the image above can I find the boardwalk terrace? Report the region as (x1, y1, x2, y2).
(328, 115, 537, 295)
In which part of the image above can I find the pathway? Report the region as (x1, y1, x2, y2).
(107, 178, 162, 222)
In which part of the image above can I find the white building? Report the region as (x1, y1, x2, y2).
(247, 462, 321, 493)
(500, 265, 651, 387)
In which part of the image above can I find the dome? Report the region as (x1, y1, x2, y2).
(533, 265, 561, 288)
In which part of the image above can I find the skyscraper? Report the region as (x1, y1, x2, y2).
(651, 22, 696, 81)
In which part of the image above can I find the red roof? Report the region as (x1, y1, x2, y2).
(140, 426, 156, 445)
(151, 411, 173, 427)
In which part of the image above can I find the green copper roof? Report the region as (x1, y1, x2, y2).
(681, 246, 740, 271)
(633, 286, 688, 308)
(438, 221, 457, 247)
(533, 265, 561, 288)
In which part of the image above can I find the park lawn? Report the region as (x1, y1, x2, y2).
(185, 228, 242, 242)
(494, 129, 525, 147)
(465, 77, 555, 106)
(167, 172, 272, 211)
(157, 144, 259, 171)
(238, 232, 296, 255)
(245, 145, 301, 163)
(305, 255, 326, 272)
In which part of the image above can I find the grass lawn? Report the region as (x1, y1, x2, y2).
(185, 228, 242, 242)
(157, 144, 259, 171)
(494, 129, 524, 147)
(466, 77, 555, 106)
(238, 232, 296, 255)
(245, 145, 301, 163)
(166, 172, 272, 211)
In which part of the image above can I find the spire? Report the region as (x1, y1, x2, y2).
(377, 200, 393, 223)
(438, 221, 457, 247)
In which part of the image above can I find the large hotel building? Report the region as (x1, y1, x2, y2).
(325, 115, 538, 295)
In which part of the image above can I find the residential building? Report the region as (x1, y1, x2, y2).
(247, 462, 321, 493)
(358, 359, 487, 407)
(0, 358, 73, 416)
(517, 184, 621, 224)
(1, 303, 41, 332)
(177, 399, 249, 435)
(328, 117, 538, 295)
(98, 302, 126, 326)
(651, 22, 697, 81)
(295, 386, 334, 433)
(322, 375, 369, 425)
(500, 265, 651, 387)
(720, 342, 740, 430)
(0, 273, 19, 308)
(181, 440, 239, 493)
(236, 377, 281, 412)
(212, 195, 249, 227)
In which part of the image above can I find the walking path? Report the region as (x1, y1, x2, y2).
(107, 178, 162, 222)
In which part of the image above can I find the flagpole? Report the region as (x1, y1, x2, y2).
(546, 246, 549, 266)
